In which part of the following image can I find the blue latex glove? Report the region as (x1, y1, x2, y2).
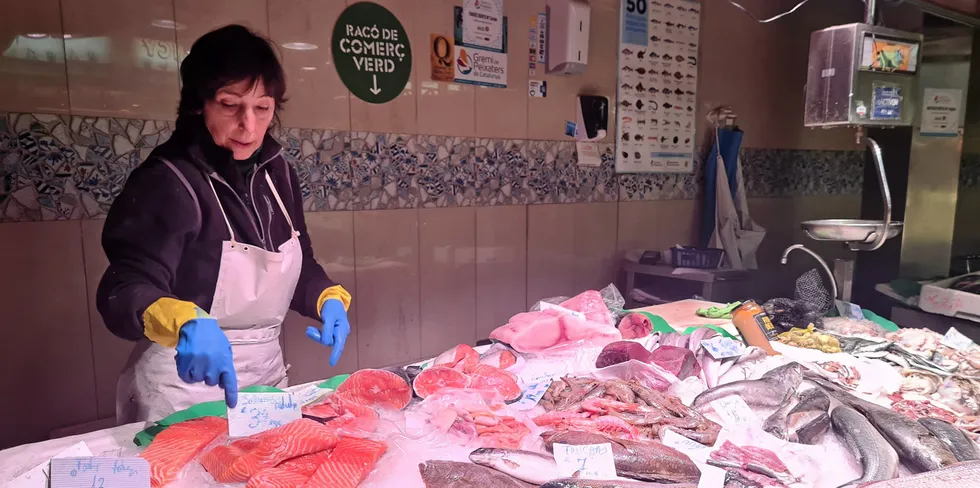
(306, 299, 350, 367)
(175, 316, 238, 408)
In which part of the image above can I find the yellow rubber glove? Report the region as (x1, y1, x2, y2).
(142, 297, 205, 348)
(316, 285, 351, 316)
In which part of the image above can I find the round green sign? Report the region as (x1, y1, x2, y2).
(332, 2, 413, 104)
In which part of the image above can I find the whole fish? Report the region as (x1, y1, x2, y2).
(692, 362, 804, 410)
(542, 431, 701, 483)
(469, 448, 559, 484)
(793, 412, 831, 445)
(918, 417, 980, 462)
(763, 392, 798, 439)
(808, 374, 958, 473)
(541, 479, 696, 488)
(831, 405, 899, 486)
(418, 460, 533, 488)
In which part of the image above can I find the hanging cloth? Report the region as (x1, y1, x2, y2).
(704, 127, 766, 269)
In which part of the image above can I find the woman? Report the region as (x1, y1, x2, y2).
(97, 25, 351, 424)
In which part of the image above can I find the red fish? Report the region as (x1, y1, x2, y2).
(334, 369, 412, 410)
(413, 366, 471, 398)
(200, 419, 339, 483)
(433, 344, 480, 371)
(466, 364, 522, 402)
(306, 437, 387, 488)
(140, 416, 227, 487)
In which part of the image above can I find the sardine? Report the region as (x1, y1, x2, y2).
(418, 460, 533, 488)
(692, 362, 804, 410)
(808, 374, 958, 473)
(541, 479, 696, 488)
(468, 448, 559, 484)
(918, 417, 980, 462)
(831, 406, 899, 486)
(542, 431, 701, 483)
(793, 412, 830, 445)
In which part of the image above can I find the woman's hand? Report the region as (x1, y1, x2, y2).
(306, 299, 351, 367)
(175, 316, 238, 408)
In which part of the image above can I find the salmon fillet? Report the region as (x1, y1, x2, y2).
(200, 418, 339, 483)
(139, 416, 227, 487)
(244, 450, 333, 488)
(412, 366, 470, 399)
(306, 437, 387, 488)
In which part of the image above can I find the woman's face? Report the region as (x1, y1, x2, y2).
(203, 78, 275, 160)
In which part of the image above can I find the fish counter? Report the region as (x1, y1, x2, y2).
(3, 287, 980, 488)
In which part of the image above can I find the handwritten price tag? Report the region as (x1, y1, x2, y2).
(710, 395, 758, 428)
(9, 442, 93, 488)
(50, 457, 149, 488)
(941, 327, 975, 351)
(700, 337, 748, 360)
(285, 382, 331, 407)
(553, 443, 617, 479)
(511, 379, 552, 411)
(228, 392, 301, 437)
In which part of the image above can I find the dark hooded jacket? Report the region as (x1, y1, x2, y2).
(96, 117, 337, 341)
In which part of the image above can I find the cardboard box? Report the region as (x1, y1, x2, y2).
(919, 271, 980, 323)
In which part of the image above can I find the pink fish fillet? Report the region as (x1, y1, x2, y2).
(489, 311, 563, 353)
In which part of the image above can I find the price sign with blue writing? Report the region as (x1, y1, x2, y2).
(50, 457, 149, 488)
(553, 443, 617, 479)
(228, 392, 301, 437)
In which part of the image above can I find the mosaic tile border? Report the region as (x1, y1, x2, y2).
(1, 112, 869, 222)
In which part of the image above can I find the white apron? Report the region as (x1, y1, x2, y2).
(116, 170, 303, 424)
(709, 128, 766, 270)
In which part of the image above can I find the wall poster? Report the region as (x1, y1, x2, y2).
(614, 0, 701, 174)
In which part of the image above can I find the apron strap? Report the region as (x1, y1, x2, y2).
(264, 172, 298, 236)
(205, 176, 238, 243)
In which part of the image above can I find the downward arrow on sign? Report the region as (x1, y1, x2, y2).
(369, 75, 381, 95)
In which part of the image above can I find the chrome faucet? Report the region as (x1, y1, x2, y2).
(780, 244, 838, 301)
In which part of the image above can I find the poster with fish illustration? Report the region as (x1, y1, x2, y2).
(615, 0, 701, 173)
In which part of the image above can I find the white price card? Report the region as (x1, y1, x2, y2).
(511, 378, 554, 411)
(553, 443, 617, 479)
(710, 395, 758, 428)
(941, 327, 975, 351)
(50, 457, 149, 488)
(285, 382, 331, 407)
(9, 442, 93, 488)
(228, 392, 301, 437)
(700, 337, 748, 360)
(661, 429, 710, 462)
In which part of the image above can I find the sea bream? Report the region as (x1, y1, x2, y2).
(831, 405, 900, 486)
(918, 417, 980, 462)
(468, 448, 559, 484)
(807, 374, 958, 473)
(692, 362, 804, 411)
(542, 431, 701, 483)
(418, 460, 533, 488)
(541, 480, 696, 488)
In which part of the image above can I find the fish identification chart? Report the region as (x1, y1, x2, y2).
(615, 0, 701, 173)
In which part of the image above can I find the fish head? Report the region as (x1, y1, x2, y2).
(469, 447, 508, 466)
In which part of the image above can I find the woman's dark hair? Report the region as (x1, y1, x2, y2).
(177, 24, 286, 128)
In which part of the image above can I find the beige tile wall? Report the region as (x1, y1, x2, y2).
(0, 0, 872, 149)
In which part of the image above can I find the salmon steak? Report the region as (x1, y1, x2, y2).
(413, 366, 471, 399)
(200, 418, 339, 483)
(244, 450, 333, 488)
(467, 364, 523, 402)
(433, 343, 480, 370)
(139, 415, 227, 487)
(334, 369, 413, 410)
(306, 437, 387, 488)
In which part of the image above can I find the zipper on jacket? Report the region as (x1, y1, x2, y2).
(263, 193, 275, 246)
(249, 149, 284, 250)
(208, 174, 266, 249)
